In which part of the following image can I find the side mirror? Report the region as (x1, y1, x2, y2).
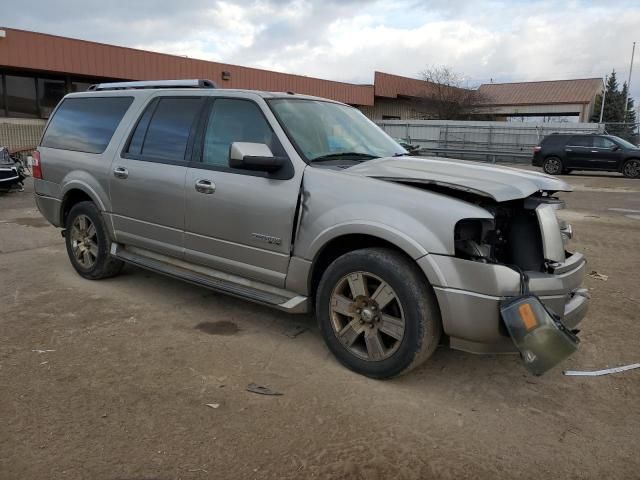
(611, 145, 620, 151)
(229, 142, 284, 172)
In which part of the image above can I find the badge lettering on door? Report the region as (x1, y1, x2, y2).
(251, 233, 282, 245)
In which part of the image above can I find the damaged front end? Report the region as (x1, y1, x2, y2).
(451, 192, 587, 375)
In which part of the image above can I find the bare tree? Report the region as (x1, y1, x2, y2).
(417, 65, 486, 120)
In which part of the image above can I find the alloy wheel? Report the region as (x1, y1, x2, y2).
(70, 214, 99, 269)
(329, 271, 406, 361)
(544, 158, 561, 175)
(624, 159, 640, 178)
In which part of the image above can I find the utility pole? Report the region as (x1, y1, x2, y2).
(623, 41, 636, 122)
(599, 75, 608, 124)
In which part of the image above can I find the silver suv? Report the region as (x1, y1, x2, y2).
(34, 80, 589, 378)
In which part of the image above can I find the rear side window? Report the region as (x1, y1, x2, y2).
(541, 135, 568, 146)
(41, 97, 133, 153)
(569, 136, 593, 147)
(126, 97, 203, 162)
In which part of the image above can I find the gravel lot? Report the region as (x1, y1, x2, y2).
(1, 169, 639, 480)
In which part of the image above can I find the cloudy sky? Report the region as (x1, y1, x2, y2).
(4, 0, 640, 100)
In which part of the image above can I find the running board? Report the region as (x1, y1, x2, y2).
(110, 243, 309, 313)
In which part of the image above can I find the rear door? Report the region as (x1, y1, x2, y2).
(564, 135, 593, 169)
(184, 97, 302, 287)
(109, 95, 206, 258)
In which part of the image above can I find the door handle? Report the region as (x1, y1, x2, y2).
(565, 148, 572, 152)
(113, 167, 128, 179)
(590, 150, 598, 153)
(195, 179, 216, 194)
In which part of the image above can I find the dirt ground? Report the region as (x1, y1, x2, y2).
(1, 169, 639, 480)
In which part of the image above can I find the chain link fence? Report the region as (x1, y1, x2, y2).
(376, 120, 605, 163)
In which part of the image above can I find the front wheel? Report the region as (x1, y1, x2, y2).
(622, 159, 640, 178)
(543, 156, 563, 175)
(316, 248, 441, 379)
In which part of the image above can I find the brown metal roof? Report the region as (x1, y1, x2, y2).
(478, 78, 603, 106)
(0, 28, 375, 106)
(374, 71, 439, 98)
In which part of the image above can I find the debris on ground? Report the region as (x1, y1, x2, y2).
(283, 324, 308, 338)
(32, 349, 55, 353)
(246, 383, 283, 396)
(564, 363, 640, 377)
(205, 403, 220, 409)
(588, 270, 609, 281)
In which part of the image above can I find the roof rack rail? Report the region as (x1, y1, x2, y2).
(87, 79, 217, 91)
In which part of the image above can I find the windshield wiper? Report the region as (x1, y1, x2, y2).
(310, 152, 378, 163)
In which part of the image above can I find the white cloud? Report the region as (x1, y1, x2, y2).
(3, 0, 639, 100)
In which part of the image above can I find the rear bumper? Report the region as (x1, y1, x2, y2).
(531, 153, 543, 167)
(422, 252, 589, 354)
(34, 193, 62, 227)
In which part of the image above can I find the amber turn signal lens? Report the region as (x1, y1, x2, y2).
(518, 303, 537, 331)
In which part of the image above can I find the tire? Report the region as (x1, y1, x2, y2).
(542, 156, 563, 175)
(316, 247, 442, 379)
(64, 201, 124, 280)
(622, 159, 640, 178)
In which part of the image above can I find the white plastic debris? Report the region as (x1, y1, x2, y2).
(563, 363, 640, 376)
(32, 349, 56, 353)
(588, 271, 608, 281)
(205, 403, 220, 409)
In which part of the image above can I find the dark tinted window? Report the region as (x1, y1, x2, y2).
(593, 137, 616, 148)
(138, 98, 202, 161)
(42, 96, 133, 153)
(541, 135, 568, 146)
(37, 78, 66, 118)
(6, 75, 38, 118)
(569, 136, 593, 147)
(203, 99, 282, 167)
(126, 100, 156, 156)
(0, 77, 5, 117)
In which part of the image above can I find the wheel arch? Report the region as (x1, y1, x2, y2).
(307, 231, 435, 304)
(60, 182, 106, 226)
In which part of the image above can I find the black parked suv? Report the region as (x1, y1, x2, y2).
(532, 133, 640, 178)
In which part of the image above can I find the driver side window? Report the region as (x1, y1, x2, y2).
(202, 99, 284, 168)
(593, 137, 616, 149)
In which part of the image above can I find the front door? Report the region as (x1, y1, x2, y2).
(184, 97, 302, 287)
(109, 95, 206, 258)
(590, 136, 623, 170)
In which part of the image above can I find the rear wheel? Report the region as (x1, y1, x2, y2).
(543, 156, 563, 175)
(64, 201, 124, 280)
(622, 159, 640, 178)
(316, 248, 441, 379)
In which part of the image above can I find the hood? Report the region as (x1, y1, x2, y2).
(344, 156, 571, 202)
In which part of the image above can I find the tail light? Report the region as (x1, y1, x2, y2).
(32, 150, 42, 179)
(533, 146, 542, 153)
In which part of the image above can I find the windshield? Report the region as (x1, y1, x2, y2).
(610, 136, 639, 149)
(268, 98, 407, 162)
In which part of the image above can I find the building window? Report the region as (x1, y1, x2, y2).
(38, 77, 66, 118)
(0, 76, 5, 117)
(71, 81, 93, 93)
(382, 115, 401, 120)
(5, 75, 39, 118)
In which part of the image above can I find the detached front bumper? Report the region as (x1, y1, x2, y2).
(421, 252, 589, 354)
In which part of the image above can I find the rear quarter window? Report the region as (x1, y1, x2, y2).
(541, 135, 569, 147)
(41, 96, 133, 154)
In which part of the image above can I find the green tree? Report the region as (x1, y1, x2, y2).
(591, 69, 638, 142)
